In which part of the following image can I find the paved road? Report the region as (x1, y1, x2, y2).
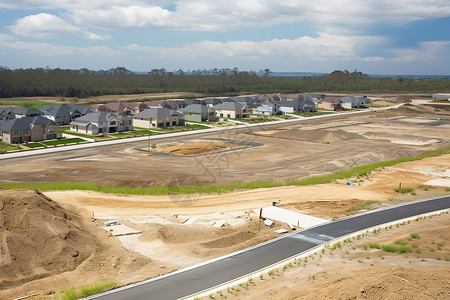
(92, 195, 449, 300)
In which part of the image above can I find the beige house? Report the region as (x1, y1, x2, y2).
(133, 108, 184, 128)
(70, 112, 132, 134)
(0, 116, 59, 144)
(213, 102, 247, 119)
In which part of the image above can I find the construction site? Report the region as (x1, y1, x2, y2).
(0, 101, 449, 299)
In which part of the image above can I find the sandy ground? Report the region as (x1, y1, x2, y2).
(1, 104, 449, 189)
(1, 103, 449, 299)
(215, 212, 450, 300)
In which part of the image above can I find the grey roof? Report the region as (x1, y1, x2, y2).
(0, 108, 14, 118)
(70, 112, 128, 125)
(69, 104, 93, 115)
(179, 104, 210, 114)
(340, 96, 369, 103)
(183, 99, 206, 105)
(134, 108, 181, 119)
(40, 104, 74, 117)
(203, 98, 223, 105)
(0, 116, 55, 132)
(213, 102, 244, 111)
(11, 107, 43, 116)
(279, 100, 298, 108)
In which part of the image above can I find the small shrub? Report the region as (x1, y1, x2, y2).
(395, 240, 407, 246)
(410, 233, 420, 239)
(397, 246, 412, 254)
(381, 245, 397, 253)
(369, 243, 380, 249)
(394, 187, 414, 194)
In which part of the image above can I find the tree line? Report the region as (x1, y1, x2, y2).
(0, 67, 449, 98)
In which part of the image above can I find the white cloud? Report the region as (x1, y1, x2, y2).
(0, 37, 120, 56)
(83, 31, 111, 40)
(123, 33, 385, 62)
(71, 5, 172, 28)
(390, 40, 450, 63)
(2, 1, 449, 31)
(8, 13, 79, 38)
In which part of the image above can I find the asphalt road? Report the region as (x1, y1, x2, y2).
(92, 195, 449, 300)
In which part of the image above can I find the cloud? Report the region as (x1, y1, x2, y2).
(83, 31, 112, 40)
(123, 33, 385, 62)
(8, 13, 80, 38)
(2, 1, 450, 31)
(390, 40, 450, 63)
(0, 37, 120, 56)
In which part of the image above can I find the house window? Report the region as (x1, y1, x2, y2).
(220, 113, 223, 117)
(110, 121, 116, 125)
(227, 114, 231, 118)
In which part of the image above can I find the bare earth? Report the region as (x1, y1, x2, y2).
(0, 102, 449, 299)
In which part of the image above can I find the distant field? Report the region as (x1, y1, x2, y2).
(0, 98, 55, 109)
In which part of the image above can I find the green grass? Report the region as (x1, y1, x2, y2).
(41, 138, 86, 146)
(395, 240, 407, 246)
(0, 142, 20, 152)
(0, 98, 55, 109)
(151, 124, 209, 132)
(410, 233, 420, 239)
(380, 245, 398, 253)
(368, 243, 381, 249)
(55, 281, 116, 300)
(394, 187, 414, 194)
(23, 142, 46, 148)
(1, 148, 449, 196)
(294, 111, 334, 117)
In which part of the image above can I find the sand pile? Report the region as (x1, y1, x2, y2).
(161, 142, 230, 156)
(0, 189, 97, 289)
(260, 129, 364, 143)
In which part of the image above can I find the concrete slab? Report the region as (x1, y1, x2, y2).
(255, 206, 328, 229)
(424, 179, 450, 187)
(103, 224, 142, 236)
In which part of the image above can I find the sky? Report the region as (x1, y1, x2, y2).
(0, 1, 449, 75)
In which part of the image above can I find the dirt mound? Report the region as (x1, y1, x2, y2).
(282, 266, 449, 300)
(261, 128, 364, 143)
(0, 190, 97, 289)
(161, 142, 229, 156)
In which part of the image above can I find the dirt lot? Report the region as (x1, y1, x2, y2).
(1, 104, 449, 188)
(218, 212, 450, 300)
(1, 102, 449, 299)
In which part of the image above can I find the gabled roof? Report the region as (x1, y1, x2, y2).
(11, 107, 43, 116)
(203, 98, 223, 105)
(0, 108, 14, 118)
(179, 104, 210, 114)
(69, 104, 93, 115)
(183, 99, 206, 105)
(213, 102, 244, 111)
(40, 104, 73, 117)
(134, 108, 181, 119)
(70, 112, 128, 125)
(0, 116, 55, 132)
(102, 102, 133, 111)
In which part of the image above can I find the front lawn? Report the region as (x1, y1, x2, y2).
(0, 142, 19, 152)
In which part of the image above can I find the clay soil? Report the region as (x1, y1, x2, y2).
(1, 103, 449, 299)
(1, 104, 449, 188)
(220, 212, 450, 300)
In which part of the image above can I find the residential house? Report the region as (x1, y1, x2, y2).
(253, 100, 281, 115)
(69, 104, 95, 116)
(40, 104, 81, 125)
(0, 108, 15, 120)
(230, 96, 261, 107)
(96, 102, 134, 116)
(214, 102, 247, 119)
(317, 97, 344, 111)
(11, 108, 43, 118)
(178, 104, 217, 122)
(182, 99, 206, 106)
(127, 102, 149, 115)
(133, 108, 184, 128)
(279, 99, 301, 114)
(203, 98, 223, 107)
(432, 93, 450, 101)
(340, 96, 371, 109)
(69, 112, 133, 134)
(297, 95, 317, 112)
(0, 116, 59, 144)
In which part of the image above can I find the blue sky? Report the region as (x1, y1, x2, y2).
(0, 1, 449, 75)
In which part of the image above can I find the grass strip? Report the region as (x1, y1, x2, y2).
(56, 281, 116, 300)
(1, 148, 449, 195)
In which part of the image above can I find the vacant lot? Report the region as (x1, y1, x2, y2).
(1, 104, 449, 189)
